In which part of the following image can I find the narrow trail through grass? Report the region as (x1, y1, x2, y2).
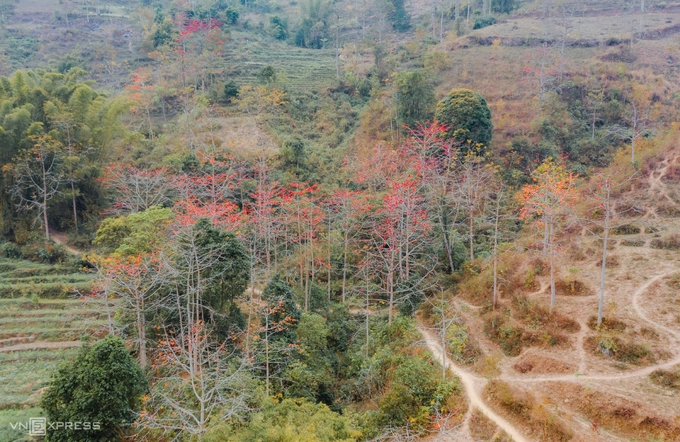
(418, 325, 531, 442)
(418, 266, 680, 441)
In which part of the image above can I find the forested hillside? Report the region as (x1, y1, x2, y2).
(1, 0, 680, 441)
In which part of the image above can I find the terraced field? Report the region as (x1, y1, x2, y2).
(224, 33, 337, 92)
(0, 258, 104, 441)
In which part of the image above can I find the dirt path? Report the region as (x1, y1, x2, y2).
(643, 151, 679, 218)
(574, 317, 588, 374)
(417, 269, 680, 441)
(418, 326, 531, 442)
(631, 271, 680, 339)
(50, 231, 83, 256)
(0, 340, 81, 352)
(503, 270, 680, 384)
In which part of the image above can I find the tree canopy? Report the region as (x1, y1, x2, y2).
(435, 88, 493, 150)
(40, 335, 148, 442)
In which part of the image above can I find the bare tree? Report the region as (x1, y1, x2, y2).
(7, 135, 65, 242)
(142, 321, 251, 439)
(583, 170, 638, 326)
(93, 254, 165, 367)
(454, 155, 495, 262)
(490, 183, 506, 309)
(608, 88, 653, 164)
(518, 158, 576, 312)
(101, 164, 174, 214)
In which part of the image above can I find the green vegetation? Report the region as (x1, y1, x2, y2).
(41, 336, 147, 442)
(435, 88, 493, 150)
(1, 0, 680, 440)
(395, 71, 436, 129)
(206, 398, 360, 441)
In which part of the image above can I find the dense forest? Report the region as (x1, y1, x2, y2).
(1, 0, 680, 441)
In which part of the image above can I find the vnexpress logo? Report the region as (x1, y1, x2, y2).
(29, 417, 47, 436)
(9, 418, 100, 435)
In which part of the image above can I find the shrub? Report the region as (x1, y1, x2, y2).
(650, 234, 680, 250)
(1, 242, 21, 259)
(485, 381, 572, 441)
(593, 335, 654, 364)
(473, 17, 497, 30)
(616, 340, 654, 364)
(587, 315, 627, 331)
(223, 80, 240, 102)
(377, 356, 459, 429)
(650, 369, 680, 390)
(555, 278, 592, 296)
(447, 323, 481, 364)
(621, 238, 644, 247)
(611, 224, 640, 235)
(483, 314, 536, 356)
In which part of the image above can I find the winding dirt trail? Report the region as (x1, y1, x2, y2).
(631, 271, 680, 339)
(418, 326, 531, 442)
(503, 271, 680, 383)
(418, 268, 680, 441)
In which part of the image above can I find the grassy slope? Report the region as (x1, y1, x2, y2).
(0, 257, 102, 438)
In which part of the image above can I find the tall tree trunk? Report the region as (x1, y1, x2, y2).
(365, 265, 370, 359)
(327, 212, 332, 301)
(71, 181, 78, 233)
(440, 8, 444, 43)
(42, 160, 50, 242)
(342, 229, 348, 304)
(265, 315, 270, 396)
(439, 208, 455, 273)
(549, 221, 556, 312)
(137, 294, 147, 367)
(492, 190, 502, 309)
(335, 18, 340, 80)
(469, 210, 474, 261)
(388, 267, 394, 325)
(597, 185, 611, 327)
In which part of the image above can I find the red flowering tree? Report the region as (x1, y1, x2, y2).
(371, 177, 432, 323)
(280, 182, 324, 310)
(125, 68, 156, 139)
(518, 158, 576, 312)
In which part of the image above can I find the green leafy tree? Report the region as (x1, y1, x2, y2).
(280, 137, 307, 177)
(261, 274, 301, 343)
(283, 312, 334, 402)
(270, 16, 289, 40)
(40, 335, 148, 442)
(152, 19, 178, 48)
(295, 0, 331, 49)
(116, 206, 173, 256)
(93, 206, 173, 255)
(394, 71, 435, 129)
(257, 65, 277, 85)
(165, 219, 250, 341)
(435, 88, 493, 150)
(205, 397, 360, 441)
(384, 0, 410, 31)
(224, 80, 240, 103)
(225, 7, 239, 24)
(258, 275, 302, 395)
